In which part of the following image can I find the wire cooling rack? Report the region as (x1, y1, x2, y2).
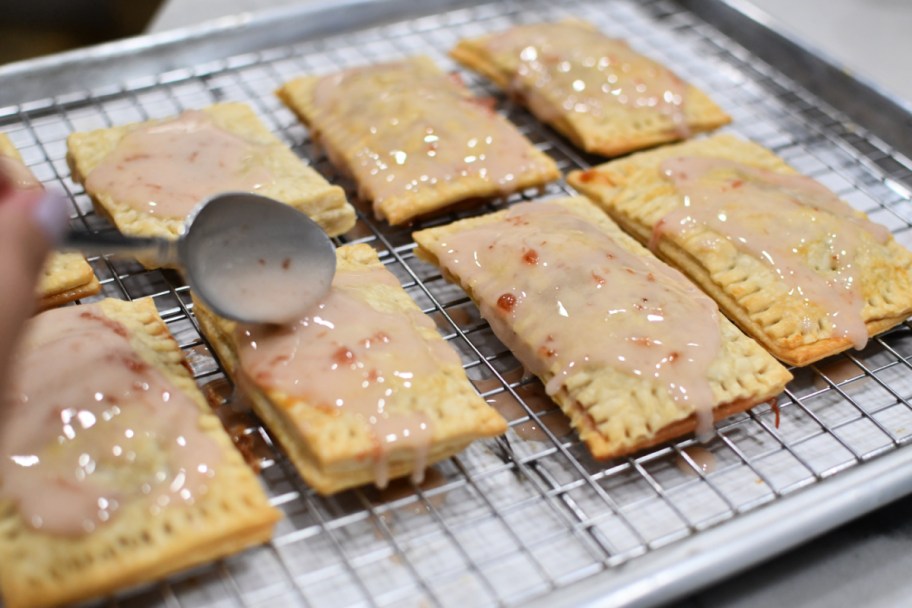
(3, 0, 912, 606)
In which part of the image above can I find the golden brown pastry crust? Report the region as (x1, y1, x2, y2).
(0, 298, 279, 608)
(450, 20, 731, 157)
(194, 243, 507, 495)
(413, 197, 791, 459)
(568, 134, 912, 366)
(276, 56, 559, 225)
(66, 102, 355, 267)
(0, 133, 100, 308)
(36, 273, 101, 312)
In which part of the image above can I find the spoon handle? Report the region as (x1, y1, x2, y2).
(61, 230, 179, 266)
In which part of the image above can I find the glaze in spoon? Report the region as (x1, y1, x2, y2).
(63, 192, 336, 324)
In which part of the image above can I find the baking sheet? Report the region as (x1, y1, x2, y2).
(2, 1, 912, 606)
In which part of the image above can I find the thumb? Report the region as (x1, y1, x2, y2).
(0, 188, 68, 281)
(0, 188, 69, 393)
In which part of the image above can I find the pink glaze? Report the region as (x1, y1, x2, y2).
(481, 23, 689, 134)
(85, 110, 273, 219)
(0, 304, 221, 536)
(311, 61, 553, 213)
(423, 201, 722, 436)
(656, 156, 889, 349)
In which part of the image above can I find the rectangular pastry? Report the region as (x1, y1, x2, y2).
(67, 102, 355, 267)
(451, 20, 731, 157)
(0, 298, 279, 608)
(35, 253, 102, 312)
(276, 56, 560, 225)
(193, 243, 507, 495)
(568, 134, 912, 366)
(413, 197, 791, 459)
(0, 133, 100, 309)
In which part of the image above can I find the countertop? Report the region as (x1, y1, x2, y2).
(147, 1, 912, 606)
(149, 0, 912, 105)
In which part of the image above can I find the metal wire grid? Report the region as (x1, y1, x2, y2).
(2, 0, 912, 606)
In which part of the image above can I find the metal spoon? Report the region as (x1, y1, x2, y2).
(63, 192, 337, 324)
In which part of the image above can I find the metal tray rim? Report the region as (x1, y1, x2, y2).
(529, 440, 912, 607)
(719, 0, 912, 115)
(0, 0, 481, 108)
(2, 1, 912, 606)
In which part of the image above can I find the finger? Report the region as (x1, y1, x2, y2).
(0, 189, 70, 393)
(0, 188, 68, 270)
(0, 166, 10, 198)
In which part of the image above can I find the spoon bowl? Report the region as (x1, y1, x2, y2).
(62, 192, 337, 324)
(181, 192, 336, 324)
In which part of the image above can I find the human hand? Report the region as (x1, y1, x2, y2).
(0, 173, 69, 394)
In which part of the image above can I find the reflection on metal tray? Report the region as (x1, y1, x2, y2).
(2, 1, 912, 606)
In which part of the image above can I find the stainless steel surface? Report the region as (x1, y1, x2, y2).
(679, 0, 912, 160)
(0, 0, 477, 108)
(62, 229, 177, 263)
(2, 0, 912, 606)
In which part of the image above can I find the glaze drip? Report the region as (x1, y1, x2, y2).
(656, 156, 888, 349)
(425, 201, 722, 435)
(85, 110, 274, 219)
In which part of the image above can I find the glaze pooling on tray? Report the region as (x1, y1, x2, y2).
(85, 110, 273, 219)
(425, 200, 722, 435)
(236, 265, 460, 487)
(277, 56, 559, 225)
(0, 304, 221, 536)
(656, 156, 890, 350)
